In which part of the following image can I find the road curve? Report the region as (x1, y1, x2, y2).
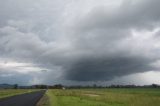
(0, 90, 45, 106)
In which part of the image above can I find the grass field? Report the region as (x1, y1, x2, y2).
(0, 89, 38, 99)
(45, 88, 160, 106)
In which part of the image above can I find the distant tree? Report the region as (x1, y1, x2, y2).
(152, 84, 158, 88)
(14, 84, 18, 89)
(34, 85, 47, 89)
(93, 84, 97, 88)
(53, 84, 63, 89)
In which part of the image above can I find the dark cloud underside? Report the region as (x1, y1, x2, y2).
(65, 56, 155, 81)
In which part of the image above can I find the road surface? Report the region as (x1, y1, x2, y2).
(0, 90, 45, 106)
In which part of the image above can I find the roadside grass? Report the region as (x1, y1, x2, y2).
(37, 94, 49, 106)
(0, 89, 38, 99)
(46, 88, 160, 106)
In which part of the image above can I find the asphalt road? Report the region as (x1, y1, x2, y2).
(0, 90, 45, 106)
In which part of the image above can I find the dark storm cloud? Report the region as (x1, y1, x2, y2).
(64, 56, 155, 81)
(63, 0, 160, 81)
(0, 0, 160, 84)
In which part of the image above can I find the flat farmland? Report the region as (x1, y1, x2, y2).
(46, 88, 160, 106)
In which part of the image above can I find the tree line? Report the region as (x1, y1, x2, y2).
(1, 83, 160, 89)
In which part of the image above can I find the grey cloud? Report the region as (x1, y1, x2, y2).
(0, 69, 32, 85)
(0, 0, 160, 84)
(75, 0, 160, 31)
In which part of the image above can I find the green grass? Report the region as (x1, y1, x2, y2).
(46, 88, 160, 106)
(0, 89, 38, 99)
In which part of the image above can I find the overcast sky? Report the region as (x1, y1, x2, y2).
(0, 0, 160, 85)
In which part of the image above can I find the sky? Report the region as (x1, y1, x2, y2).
(0, 0, 160, 85)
